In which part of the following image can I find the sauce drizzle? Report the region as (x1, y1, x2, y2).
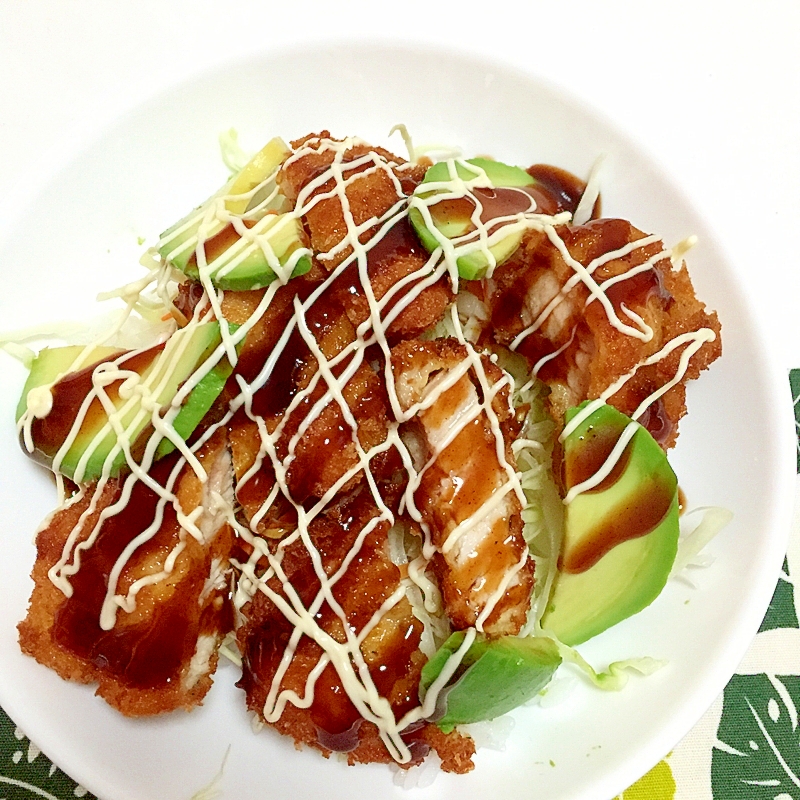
(16, 133, 719, 766)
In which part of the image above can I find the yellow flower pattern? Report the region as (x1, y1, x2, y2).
(617, 759, 676, 800)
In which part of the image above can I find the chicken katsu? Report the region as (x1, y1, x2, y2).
(14, 130, 720, 773)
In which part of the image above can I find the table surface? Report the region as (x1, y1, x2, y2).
(0, 2, 798, 798)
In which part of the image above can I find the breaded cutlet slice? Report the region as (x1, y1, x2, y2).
(279, 132, 452, 339)
(486, 218, 721, 447)
(221, 283, 396, 534)
(235, 487, 475, 773)
(278, 131, 426, 263)
(18, 431, 235, 716)
(392, 338, 534, 637)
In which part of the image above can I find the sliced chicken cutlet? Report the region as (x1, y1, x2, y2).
(18, 431, 234, 716)
(391, 338, 534, 637)
(485, 218, 721, 447)
(235, 487, 475, 772)
(221, 130, 454, 537)
(279, 132, 452, 340)
(222, 280, 395, 535)
(279, 131, 425, 265)
(325, 214, 454, 342)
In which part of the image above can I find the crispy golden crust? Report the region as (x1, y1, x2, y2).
(391, 338, 535, 637)
(249, 700, 476, 774)
(324, 217, 454, 342)
(16, 132, 722, 775)
(18, 433, 234, 716)
(224, 286, 396, 533)
(222, 145, 449, 534)
(279, 132, 452, 338)
(235, 487, 474, 771)
(486, 218, 721, 447)
(280, 132, 425, 262)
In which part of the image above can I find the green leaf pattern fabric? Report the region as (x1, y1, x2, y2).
(713, 674, 800, 799)
(620, 371, 800, 798)
(0, 374, 798, 798)
(789, 369, 800, 473)
(0, 707, 93, 800)
(760, 559, 798, 633)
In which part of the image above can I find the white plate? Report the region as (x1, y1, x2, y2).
(0, 42, 794, 800)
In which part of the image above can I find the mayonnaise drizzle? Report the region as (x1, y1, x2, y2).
(215, 137, 545, 759)
(29, 132, 718, 764)
(559, 327, 717, 505)
(510, 233, 663, 351)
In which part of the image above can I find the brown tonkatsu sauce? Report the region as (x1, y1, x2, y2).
(441, 185, 537, 226)
(27, 346, 163, 469)
(562, 419, 632, 495)
(560, 420, 674, 574)
(52, 454, 202, 688)
(238, 490, 424, 755)
(562, 469, 675, 575)
(527, 163, 598, 218)
(603, 266, 673, 313)
(638, 398, 676, 448)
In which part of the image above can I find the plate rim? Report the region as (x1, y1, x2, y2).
(0, 38, 795, 800)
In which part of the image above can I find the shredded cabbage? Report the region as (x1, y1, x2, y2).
(671, 506, 734, 579)
(556, 641, 666, 691)
(217, 631, 243, 668)
(387, 518, 451, 658)
(494, 351, 563, 635)
(189, 745, 230, 800)
(1, 342, 35, 368)
(218, 128, 252, 175)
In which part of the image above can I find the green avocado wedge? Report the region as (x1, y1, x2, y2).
(408, 157, 538, 280)
(168, 213, 312, 291)
(156, 136, 311, 291)
(420, 631, 561, 733)
(541, 402, 680, 646)
(18, 323, 236, 483)
(154, 323, 240, 459)
(15, 345, 123, 423)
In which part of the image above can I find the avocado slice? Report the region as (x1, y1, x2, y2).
(408, 157, 539, 280)
(19, 323, 233, 482)
(156, 136, 311, 290)
(541, 402, 680, 646)
(224, 137, 293, 216)
(420, 631, 561, 733)
(178, 213, 312, 291)
(15, 344, 123, 423)
(154, 323, 240, 459)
